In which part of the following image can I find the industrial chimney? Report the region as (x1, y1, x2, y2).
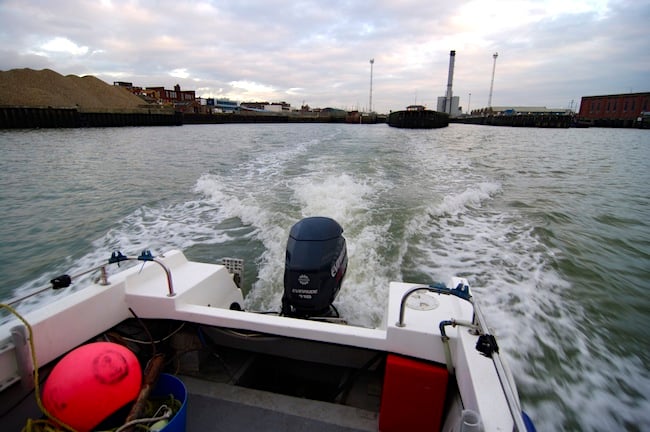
(445, 50, 456, 114)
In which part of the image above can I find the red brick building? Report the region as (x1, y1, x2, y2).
(578, 92, 650, 127)
(114, 82, 198, 111)
(146, 84, 196, 111)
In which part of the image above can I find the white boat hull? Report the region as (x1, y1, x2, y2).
(1, 250, 532, 431)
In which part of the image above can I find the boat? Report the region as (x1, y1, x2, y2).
(387, 105, 450, 129)
(0, 216, 535, 431)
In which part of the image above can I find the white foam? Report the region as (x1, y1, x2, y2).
(193, 172, 289, 311)
(236, 170, 395, 326)
(401, 179, 650, 431)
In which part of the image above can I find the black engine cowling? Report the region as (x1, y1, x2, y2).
(282, 217, 347, 318)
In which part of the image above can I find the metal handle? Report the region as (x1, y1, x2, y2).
(396, 286, 431, 327)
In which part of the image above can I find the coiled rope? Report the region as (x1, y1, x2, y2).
(114, 404, 172, 432)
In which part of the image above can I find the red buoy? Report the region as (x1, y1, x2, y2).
(42, 342, 142, 432)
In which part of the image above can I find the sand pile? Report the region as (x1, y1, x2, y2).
(0, 68, 150, 111)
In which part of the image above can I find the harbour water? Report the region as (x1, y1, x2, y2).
(1, 124, 649, 431)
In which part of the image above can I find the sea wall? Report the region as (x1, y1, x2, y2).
(0, 106, 378, 128)
(577, 117, 649, 128)
(454, 114, 571, 128)
(183, 112, 357, 124)
(0, 107, 181, 128)
(183, 112, 289, 124)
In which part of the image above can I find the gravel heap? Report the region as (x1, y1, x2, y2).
(0, 68, 150, 111)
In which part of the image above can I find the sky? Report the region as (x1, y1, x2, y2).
(0, 0, 648, 113)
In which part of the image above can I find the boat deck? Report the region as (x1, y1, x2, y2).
(180, 328, 382, 431)
(0, 375, 378, 432)
(1, 319, 383, 431)
(185, 376, 377, 431)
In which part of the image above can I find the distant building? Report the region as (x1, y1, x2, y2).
(264, 102, 291, 113)
(200, 98, 239, 113)
(319, 107, 347, 120)
(240, 101, 268, 111)
(240, 101, 291, 112)
(146, 84, 196, 111)
(436, 96, 462, 117)
(113, 81, 133, 88)
(471, 106, 570, 116)
(578, 92, 650, 127)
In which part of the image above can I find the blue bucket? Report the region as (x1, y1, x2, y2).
(151, 373, 188, 432)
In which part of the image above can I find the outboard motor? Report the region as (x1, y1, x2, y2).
(282, 217, 347, 318)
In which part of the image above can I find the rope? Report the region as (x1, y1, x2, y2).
(114, 405, 172, 432)
(0, 303, 78, 432)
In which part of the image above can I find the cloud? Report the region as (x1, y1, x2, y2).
(228, 80, 278, 100)
(170, 68, 190, 79)
(40, 37, 89, 56)
(0, 0, 648, 112)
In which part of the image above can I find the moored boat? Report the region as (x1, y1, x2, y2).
(0, 217, 534, 431)
(387, 105, 450, 129)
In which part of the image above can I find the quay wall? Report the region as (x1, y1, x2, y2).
(183, 112, 289, 124)
(1, 107, 380, 128)
(157, 112, 351, 124)
(0, 107, 181, 129)
(454, 114, 571, 128)
(577, 117, 648, 128)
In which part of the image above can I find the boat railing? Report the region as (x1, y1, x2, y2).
(395, 283, 530, 432)
(107, 250, 175, 297)
(395, 282, 471, 327)
(5, 250, 175, 307)
(5, 251, 246, 310)
(472, 301, 528, 432)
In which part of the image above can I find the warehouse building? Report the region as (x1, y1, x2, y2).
(578, 92, 649, 127)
